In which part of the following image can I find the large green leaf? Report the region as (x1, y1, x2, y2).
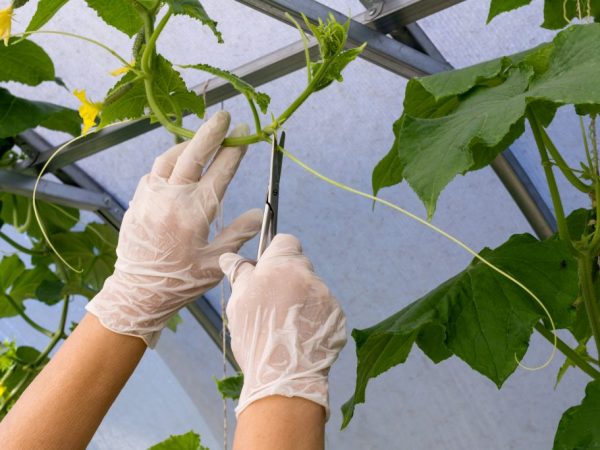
(341, 234, 577, 428)
(48, 223, 117, 295)
(27, 0, 69, 32)
(373, 24, 600, 219)
(0, 39, 54, 86)
(148, 431, 208, 450)
(487, 0, 600, 28)
(553, 379, 600, 449)
(179, 63, 270, 113)
(101, 55, 204, 126)
(84, 0, 143, 37)
(0, 88, 81, 138)
(164, 0, 222, 42)
(0, 255, 61, 317)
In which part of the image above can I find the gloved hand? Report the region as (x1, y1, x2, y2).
(219, 234, 347, 420)
(86, 111, 262, 348)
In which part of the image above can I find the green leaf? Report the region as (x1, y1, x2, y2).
(406, 57, 508, 108)
(0, 88, 81, 138)
(179, 63, 270, 113)
(35, 279, 65, 305)
(27, 0, 69, 32)
(164, 0, 222, 42)
(543, 0, 600, 30)
(487, 0, 533, 22)
(0, 137, 14, 155)
(84, 0, 143, 37)
(341, 234, 577, 428)
(310, 45, 366, 92)
(554, 343, 592, 388)
(486, 0, 600, 29)
(12, 0, 31, 8)
(166, 312, 182, 332)
(553, 379, 600, 449)
(304, 13, 348, 59)
(0, 341, 17, 371)
(0, 193, 80, 238)
(0, 255, 60, 317)
(39, 107, 82, 137)
(374, 24, 600, 219)
(372, 117, 404, 196)
(214, 372, 243, 400)
(136, 0, 157, 9)
(0, 39, 54, 86)
(148, 431, 208, 450)
(48, 223, 116, 295)
(101, 55, 204, 126)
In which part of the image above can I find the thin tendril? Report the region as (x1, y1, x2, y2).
(279, 145, 558, 371)
(12, 30, 130, 66)
(33, 120, 135, 273)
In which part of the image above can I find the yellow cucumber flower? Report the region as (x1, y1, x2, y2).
(74, 89, 102, 135)
(110, 59, 135, 77)
(0, 4, 13, 46)
(0, 383, 6, 397)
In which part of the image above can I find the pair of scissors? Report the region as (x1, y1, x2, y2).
(257, 132, 285, 259)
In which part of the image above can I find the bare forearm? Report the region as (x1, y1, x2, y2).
(233, 396, 325, 450)
(0, 313, 146, 450)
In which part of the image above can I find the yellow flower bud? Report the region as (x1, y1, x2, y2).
(110, 59, 135, 77)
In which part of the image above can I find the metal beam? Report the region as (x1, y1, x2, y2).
(188, 299, 239, 371)
(233, 0, 451, 77)
(27, 0, 456, 172)
(0, 170, 109, 211)
(15, 131, 126, 229)
(356, 0, 465, 35)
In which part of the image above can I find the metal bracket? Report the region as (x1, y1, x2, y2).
(361, 0, 384, 18)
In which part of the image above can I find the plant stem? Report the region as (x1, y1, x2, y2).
(4, 294, 53, 338)
(221, 58, 334, 148)
(527, 109, 573, 247)
(579, 254, 600, 360)
(587, 115, 600, 252)
(140, 9, 196, 140)
(0, 231, 46, 256)
(534, 322, 600, 379)
(140, 10, 171, 73)
(539, 126, 592, 193)
(246, 96, 262, 136)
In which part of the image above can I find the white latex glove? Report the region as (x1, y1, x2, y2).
(219, 234, 347, 420)
(86, 111, 262, 348)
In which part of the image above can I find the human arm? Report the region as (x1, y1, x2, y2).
(0, 314, 146, 450)
(219, 234, 347, 450)
(0, 111, 262, 449)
